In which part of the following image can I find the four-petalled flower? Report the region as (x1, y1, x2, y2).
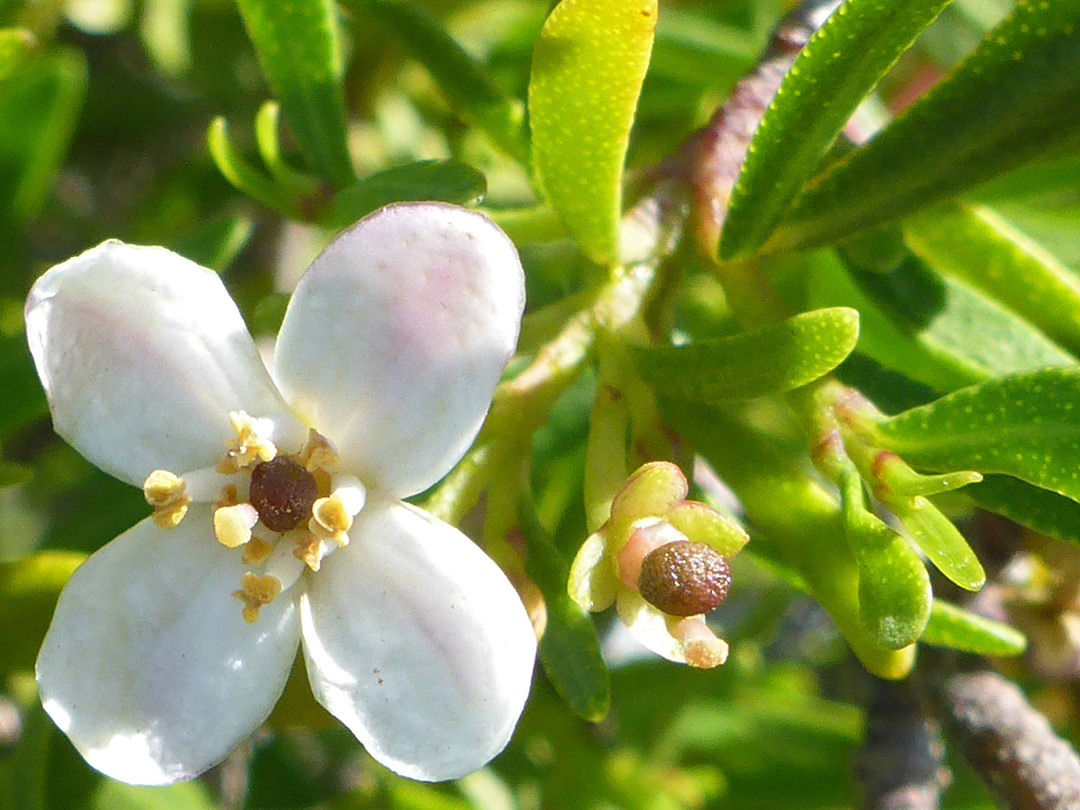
(26, 203, 536, 785)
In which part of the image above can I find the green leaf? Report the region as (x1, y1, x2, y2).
(518, 500, 610, 722)
(967, 475, 1080, 546)
(921, 598, 1027, 656)
(844, 249, 1075, 386)
(0, 49, 86, 222)
(236, 0, 354, 186)
(0, 551, 85, 676)
(528, 0, 657, 264)
(841, 485, 932, 649)
(320, 160, 486, 230)
(362, 0, 529, 163)
(0, 332, 47, 434)
(633, 307, 859, 403)
(207, 116, 301, 216)
(717, 0, 951, 259)
(872, 367, 1080, 506)
(904, 202, 1080, 357)
(771, 0, 1080, 252)
(889, 496, 985, 591)
(0, 29, 37, 82)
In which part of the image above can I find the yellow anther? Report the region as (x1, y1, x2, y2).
(218, 411, 278, 473)
(142, 469, 192, 529)
(309, 495, 353, 547)
(214, 503, 259, 548)
(214, 484, 239, 509)
(232, 572, 282, 624)
(293, 533, 324, 572)
(241, 535, 275, 566)
(296, 428, 338, 473)
(670, 616, 729, 669)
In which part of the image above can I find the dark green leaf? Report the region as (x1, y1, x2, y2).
(771, 0, 1080, 252)
(967, 475, 1080, 547)
(320, 160, 486, 231)
(518, 500, 610, 722)
(904, 202, 1080, 357)
(847, 252, 1075, 384)
(0, 49, 86, 222)
(362, 0, 529, 163)
(0, 332, 47, 434)
(872, 367, 1080, 505)
(633, 307, 858, 403)
(717, 0, 951, 259)
(921, 598, 1026, 656)
(236, 0, 354, 186)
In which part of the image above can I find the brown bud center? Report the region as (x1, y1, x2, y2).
(249, 457, 318, 533)
(637, 541, 731, 617)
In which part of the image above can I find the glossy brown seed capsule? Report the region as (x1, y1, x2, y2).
(249, 456, 318, 533)
(637, 541, 731, 617)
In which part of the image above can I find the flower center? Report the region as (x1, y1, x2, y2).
(249, 457, 319, 532)
(141, 411, 367, 624)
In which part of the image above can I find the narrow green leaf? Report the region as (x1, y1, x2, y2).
(528, 0, 657, 264)
(0, 29, 36, 81)
(904, 202, 1080, 356)
(872, 367, 1080, 506)
(0, 552, 85, 676)
(839, 474, 931, 649)
(718, 0, 951, 259)
(890, 496, 985, 591)
(967, 475, 1080, 547)
(518, 501, 610, 722)
(207, 116, 300, 216)
(0, 49, 86, 222)
(633, 307, 859, 403)
(320, 160, 486, 231)
(771, 0, 1080, 252)
(362, 0, 529, 163)
(236, 0, 354, 186)
(844, 250, 1075, 385)
(921, 599, 1027, 656)
(253, 100, 321, 194)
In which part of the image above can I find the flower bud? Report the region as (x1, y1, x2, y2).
(637, 541, 731, 617)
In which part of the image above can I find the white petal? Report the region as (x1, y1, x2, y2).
(300, 497, 536, 781)
(615, 590, 687, 665)
(25, 241, 305, 486)
(36, 506, 300, 785)
(274, 203, 525, 498)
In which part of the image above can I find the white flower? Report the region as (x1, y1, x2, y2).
(25, 202, 536, 786)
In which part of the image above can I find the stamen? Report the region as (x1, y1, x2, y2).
(142, 469, 192, 529)
(217, 411, 278, 473)
(214, 503, 259, 548)
(241, 535, 275, 565)
(309, 476, 366, 547)
(232, 572, 282, 623)
(296, 428, 338, 473)
(293, 533, 327, 572)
